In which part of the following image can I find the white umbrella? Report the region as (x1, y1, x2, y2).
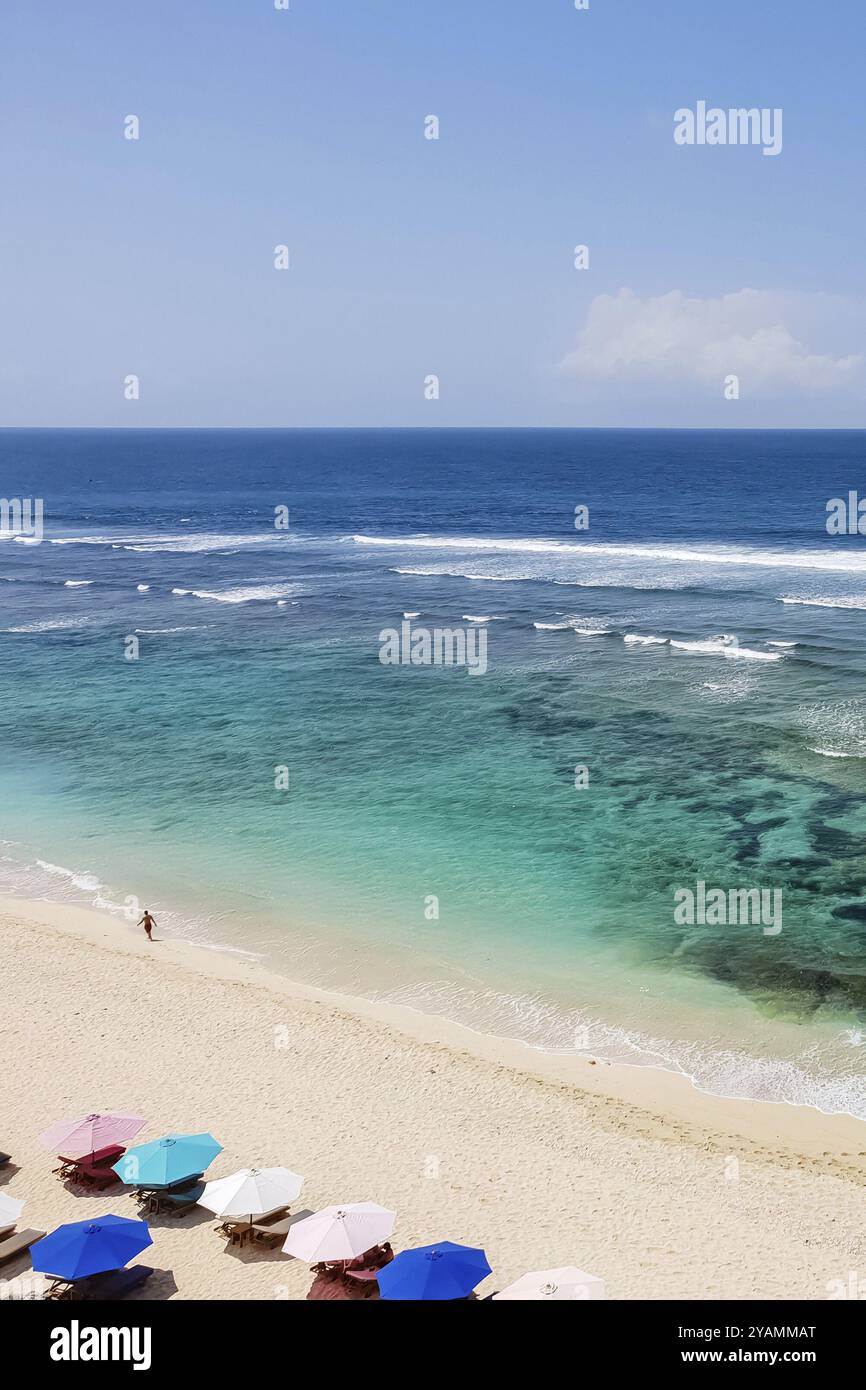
(283, 1202, 395, 1263)
(197, 1167, 304, 1224)
(0, 1192, 25, 1230)
(494, 1266, 605, 1300)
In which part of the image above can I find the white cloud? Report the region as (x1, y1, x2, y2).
(560, 289, 864, 395)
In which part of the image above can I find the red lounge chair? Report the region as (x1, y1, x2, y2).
(306, 1269, 380, 1301)
(54, 1143, 126, 1183)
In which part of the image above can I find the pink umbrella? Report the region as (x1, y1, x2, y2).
(39, 1112, 146, 1159)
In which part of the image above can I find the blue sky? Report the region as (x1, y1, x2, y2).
(2, 0, 864, 426)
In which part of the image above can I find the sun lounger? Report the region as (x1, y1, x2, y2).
(77, 1264, 155, 1301)
(250, 1213, 293, 1246)
(133, 1172, 204, 1208)
(54, 1143, 126, 1182)
(216, 1219, 253, 1245)
(134, 1171, 204, 1197)
(306, 1270, 380, 1301)
(0, 1228, 46, 1267)
(73, 1162, 123, 1191)
(219, 1205, 291, 1246)
(0, 1152, 10, 1167)
(145, 1182, 205, 1216)
(0, 1223, 15, 1240)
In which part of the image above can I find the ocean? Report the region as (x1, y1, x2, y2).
(3, 427, 866, 1116)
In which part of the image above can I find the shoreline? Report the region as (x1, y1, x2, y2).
(5, 862, 865, 1125)
(3, 892, 866, 1300)
(5, 893, 866, 1167)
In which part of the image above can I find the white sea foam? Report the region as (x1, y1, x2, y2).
(134, 626, 207, 634)
(172, 583, 303, 604)
(2, 617, 91, 633)
(779, 595, 866, 610)
(670, 634, 782, 661)
(767, 640, 798, 647)
(808, 747, 863, 759)
(798, 699, 866, 759)
(623, 633, 669, 645)
(402, 611, 420, 618)
(50, 532, 292, 554)
(533, 616, 609, 634)
(461, 614, 506, 623)
(392, 565, 527, 582)
(375, 980, 866, 1120)
(36, 860, 102, 893)
(63, 580, 93, 587)
(356, 533, 866, 574)
(136, 584, 150, 591)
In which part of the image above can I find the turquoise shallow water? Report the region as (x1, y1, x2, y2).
(3, 428, 866, 1115)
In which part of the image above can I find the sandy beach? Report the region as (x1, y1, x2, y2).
(2, 894, 866, 1301)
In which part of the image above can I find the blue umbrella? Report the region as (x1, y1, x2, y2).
(378, 1241, 492, 1300)
(112, 1132, 222, 1188)
(31, 1215, 152, 1280)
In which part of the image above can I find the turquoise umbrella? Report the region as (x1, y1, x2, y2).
(112, 1133, 222, 1188)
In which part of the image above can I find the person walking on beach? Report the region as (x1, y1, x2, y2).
(138, 909, 156, 942)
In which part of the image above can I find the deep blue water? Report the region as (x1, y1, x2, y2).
(3, 428, 866, 1114)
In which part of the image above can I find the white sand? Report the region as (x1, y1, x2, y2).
(2, 895, 866, 1300)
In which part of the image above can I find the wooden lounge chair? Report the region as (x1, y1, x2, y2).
(55, 1143, 126, 1183)
(0, 1228, 46, 1267)
(76, 1264, 155, 1301)
(250, 1210, 293, 1247)
(145, 1182, 205, 1216)
(216, 1218, 252, 1245)
(0, 1151, 10, 1167)
(219, 1204, 290, 1246)
(73, 1162, 122, 1191)
(133, 1173, 204, 1209)
(133, 1171, 204, 1199)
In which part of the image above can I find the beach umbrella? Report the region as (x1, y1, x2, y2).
(39, 1112, 145, 1159)
(0, 1192, 25, 1228)
(283, 1203, 395, 1263)
(30, 1215, 152, 1281)
(494, 1266, 605, 1300)
(198, 1167, 304, 1226)
(112, 1133, 222, 1188)
(377, 1241, 491, 1301)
